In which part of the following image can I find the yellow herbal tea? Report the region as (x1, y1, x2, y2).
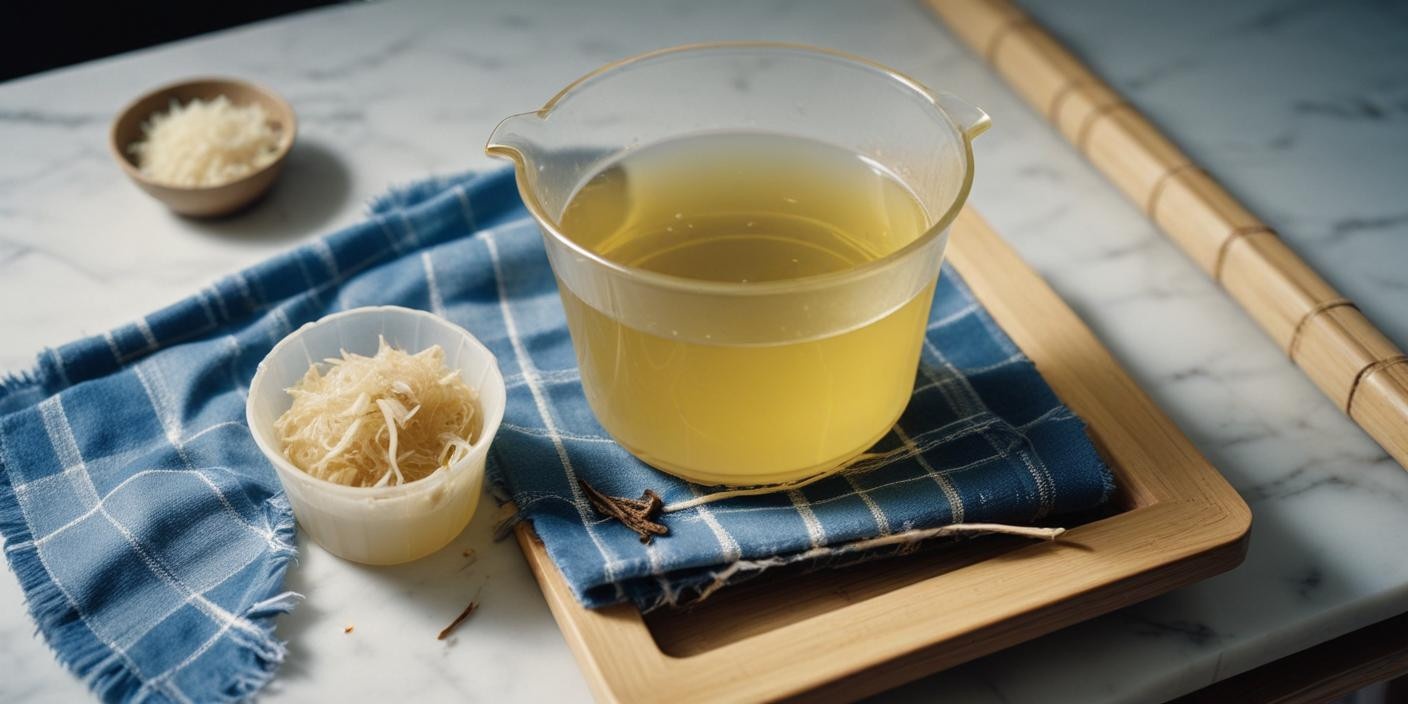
(555, 133, 934, 485)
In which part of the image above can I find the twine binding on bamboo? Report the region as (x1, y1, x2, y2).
(1346, 355, 1408, 416)
(1287, 298, 1357, 362)
(1046, 78, 1085, 121)
(1145, 163, 1203, 219)
(1213, 225, 1277, 283)
(1075, 100, 1133, 153)
(986, 15, 1132, 153)
(985, 18, 1034, 63)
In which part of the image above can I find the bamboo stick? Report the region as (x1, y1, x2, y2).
(926, 0, 1408, 470)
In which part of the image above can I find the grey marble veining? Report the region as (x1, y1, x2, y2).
(1020, 0, 1408, 349)
(2, 1, 1407, 702)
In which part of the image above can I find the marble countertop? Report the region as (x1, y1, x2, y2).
(1019, 0, 1408, 351)
(2, 1, 1406, 702)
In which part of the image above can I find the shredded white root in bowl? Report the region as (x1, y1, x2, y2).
(128, 95, 283, 188)
(274, 337, 481, 488)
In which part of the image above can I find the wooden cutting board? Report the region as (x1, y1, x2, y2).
(515, 208, 1252, 703)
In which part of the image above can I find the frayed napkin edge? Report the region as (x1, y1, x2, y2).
(0, 462, 301, 703)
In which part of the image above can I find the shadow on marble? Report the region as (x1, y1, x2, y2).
(270, 492, 533, 685)
(272, 534, 321, 681)
(182, 138, 351, 245)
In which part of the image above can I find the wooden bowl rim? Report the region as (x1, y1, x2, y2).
(109, 76, 298, 193)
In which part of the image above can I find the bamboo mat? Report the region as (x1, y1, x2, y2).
(926, 0, 1408, 470)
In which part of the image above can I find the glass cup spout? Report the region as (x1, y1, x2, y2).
(484, 112, 543, 165)
(935, 92, 992, 141)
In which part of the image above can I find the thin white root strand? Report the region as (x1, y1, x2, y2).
(660, 449, 926, 513)
(661, 470, 840, 512)
(377, 399, 405, 486)
(691, 523, 1065, 604)
(839, 523, 1066, 547)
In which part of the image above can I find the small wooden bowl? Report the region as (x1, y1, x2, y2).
(110, 77, 297, 217)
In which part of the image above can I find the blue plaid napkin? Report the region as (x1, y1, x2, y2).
(0, 168, 1112, 702)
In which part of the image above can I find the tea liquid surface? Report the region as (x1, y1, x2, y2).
(557, 133, 935, 484)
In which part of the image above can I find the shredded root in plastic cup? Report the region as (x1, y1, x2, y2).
(274, 337, 481, 488)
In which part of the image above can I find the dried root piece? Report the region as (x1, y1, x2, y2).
(438, 598, 480, 640)
(580, 480, 669, 543)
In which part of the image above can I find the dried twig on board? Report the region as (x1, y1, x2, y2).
(579, 479, 669, 543)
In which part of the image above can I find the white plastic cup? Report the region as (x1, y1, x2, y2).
(246, 306, 506, 565)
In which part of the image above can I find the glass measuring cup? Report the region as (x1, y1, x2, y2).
(487, 43, 988, 486)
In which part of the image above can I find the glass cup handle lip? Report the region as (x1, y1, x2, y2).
(935, 92, 992, 140)
(485, 110, 543, 158)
